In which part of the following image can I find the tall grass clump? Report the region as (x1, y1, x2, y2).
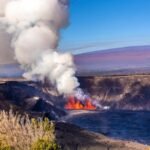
(0, 110, 60, 150)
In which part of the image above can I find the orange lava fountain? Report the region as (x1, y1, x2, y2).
(65, 96, 96, 110)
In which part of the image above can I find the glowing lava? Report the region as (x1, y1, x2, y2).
(65, 96, 96, 110)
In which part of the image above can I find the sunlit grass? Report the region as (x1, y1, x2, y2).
(0, 110, 60, 150)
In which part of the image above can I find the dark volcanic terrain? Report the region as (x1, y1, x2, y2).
(0, 78, 66, 119)
(55, 122, 148, 150)
(0, 77, 149, 149)
(78, 74, 150, 110)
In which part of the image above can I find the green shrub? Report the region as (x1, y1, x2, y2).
(31, 139, 60, 150)
(0, 142, 14, 150)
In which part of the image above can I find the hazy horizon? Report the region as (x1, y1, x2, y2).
(1, 45, 150, 77)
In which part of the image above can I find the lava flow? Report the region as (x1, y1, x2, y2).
(65, 96, 96, 110)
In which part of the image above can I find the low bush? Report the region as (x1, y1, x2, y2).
(0, 110, 60, 150)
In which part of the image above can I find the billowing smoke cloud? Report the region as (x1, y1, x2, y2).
(0, 0, 79, 94)
(0, 30, 15, 64)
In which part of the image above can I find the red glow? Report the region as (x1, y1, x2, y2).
(65, 96, 96, 110)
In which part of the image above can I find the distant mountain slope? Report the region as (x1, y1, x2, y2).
(1, 45, 150, 77)
(0, 64, 23, 77)
(75, 45, 150, 75)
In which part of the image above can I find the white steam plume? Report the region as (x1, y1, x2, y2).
(0, 0, 79, 94)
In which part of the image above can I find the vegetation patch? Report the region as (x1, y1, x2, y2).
(0, 110, 60, 150)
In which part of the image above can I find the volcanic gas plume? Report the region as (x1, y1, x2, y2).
(0, 0, 79, 94)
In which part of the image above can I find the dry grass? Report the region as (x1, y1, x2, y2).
(0, 110, 60, 150)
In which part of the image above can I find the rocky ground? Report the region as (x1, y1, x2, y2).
(78, 74, 150, 110)
(0, 77, 149, 150)
(55, 122, 148, 150)
(0, 78, 66, 119)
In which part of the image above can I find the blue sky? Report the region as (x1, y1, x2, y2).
(59, 0, 150, 54)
